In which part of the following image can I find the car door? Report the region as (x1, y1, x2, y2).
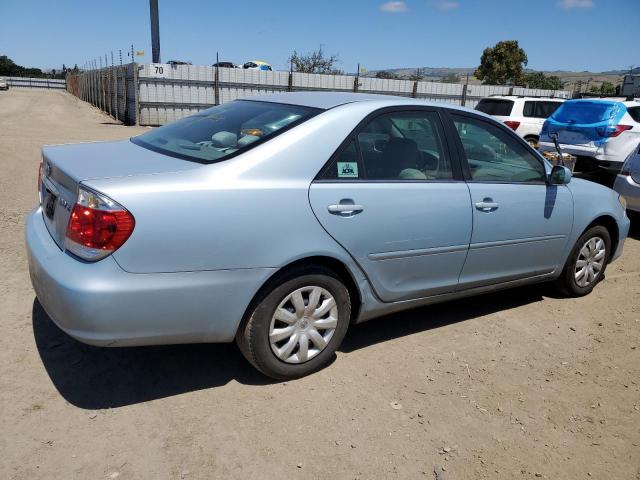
(309, 108, 472, 302)
(448, 111, 573, 289)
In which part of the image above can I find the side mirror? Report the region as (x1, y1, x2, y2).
(549, 165, 572, 185)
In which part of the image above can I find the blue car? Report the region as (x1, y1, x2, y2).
(26, 92, 630, 379)
(538, 99, 640, 172)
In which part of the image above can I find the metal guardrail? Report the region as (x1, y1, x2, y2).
(5, 77, 66, 89)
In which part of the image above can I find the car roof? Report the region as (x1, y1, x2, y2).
(241, 91, 478, 113)
(482, 95, 565, 102)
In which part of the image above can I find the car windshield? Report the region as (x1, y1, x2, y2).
(131, 100, 320, 163)
(551, 101, 621, 125)
(475, 99, 514, 116)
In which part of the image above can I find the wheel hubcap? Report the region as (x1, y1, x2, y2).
(269, 286, 338, 364)
(574, 236, 606, 287)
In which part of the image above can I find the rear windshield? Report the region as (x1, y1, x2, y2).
(131, 101, 320, 163)
(475, 99, 514, 116)
(550, 101, 621, 125)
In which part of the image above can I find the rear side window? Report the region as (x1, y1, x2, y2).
(320, 110, 452, 181)
(523, 101, 562, 119)
(475, 99, 514, 116)
(627, 106, 640, 123)
(131, 101, 319, 163)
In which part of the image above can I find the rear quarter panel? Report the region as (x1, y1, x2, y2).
(85, 102, 379, 275)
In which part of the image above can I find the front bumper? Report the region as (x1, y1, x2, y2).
(26, 208, 274, 346)
(610, 212, 631, 263)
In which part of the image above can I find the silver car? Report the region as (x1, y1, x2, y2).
(26, 92, 630, 379)
(613, 142, 640, 214)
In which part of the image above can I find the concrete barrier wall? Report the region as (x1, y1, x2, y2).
(67, 63, 572, 126)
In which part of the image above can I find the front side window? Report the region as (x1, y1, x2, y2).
(452, 115, 546, 183)
(321, 111, 452, 181)
(132, 101, 319, 163)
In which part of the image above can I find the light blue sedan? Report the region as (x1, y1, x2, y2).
(26, 92, 630, 379)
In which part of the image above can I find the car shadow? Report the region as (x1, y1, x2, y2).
(32, 284, 547, 409)
(629, 214, 640, 240)
(32, 300, 275, 410)
(340, 284, 546, 353)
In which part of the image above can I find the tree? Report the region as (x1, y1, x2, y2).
(289, 46, 342, 75)
(408, 68, 426, 81)
(0, 55, 21, 76)
(376, 70, 400, 79)
(600, 81, 615, 95)
(441, 73, 460, 84)
(589, 82, 616, 95)
(474, 40, 528, 85)
(524, 71, 564, 90)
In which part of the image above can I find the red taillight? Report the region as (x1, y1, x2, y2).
(504, 120, 520, 131)
(597, 124, 632, 138)
(66, 206, 134, 251)
(609, 125, 632, 137)
(64, 187, 135, 261)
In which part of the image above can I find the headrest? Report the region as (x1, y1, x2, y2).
(211, 131, 238, 148)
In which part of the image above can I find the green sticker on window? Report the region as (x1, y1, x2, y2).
(337, 162, 358, 178)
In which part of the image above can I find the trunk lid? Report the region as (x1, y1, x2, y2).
(40, 139, 201, 249)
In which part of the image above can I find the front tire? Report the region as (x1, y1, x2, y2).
(236, 267, 351, 380)
(555, 225, 611, 297)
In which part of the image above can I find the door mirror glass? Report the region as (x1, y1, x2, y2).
(549, 165, 572, 185)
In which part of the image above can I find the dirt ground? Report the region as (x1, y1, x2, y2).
(1, 89, 639, 480)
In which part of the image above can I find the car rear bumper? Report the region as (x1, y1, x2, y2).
(614, 174, 640, 213)
(26, 208, 274, 346)
(538, 141, 628, 171)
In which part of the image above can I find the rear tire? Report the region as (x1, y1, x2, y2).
(236, 266, 351, 380)
(555, 225, 611, 297)
(525, 136, 539, 149)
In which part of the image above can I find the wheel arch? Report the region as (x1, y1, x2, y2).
(238, 255, 363, 335)
(583, 214, 619, 262)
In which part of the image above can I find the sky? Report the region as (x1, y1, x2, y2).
(1, 0, 638, 73)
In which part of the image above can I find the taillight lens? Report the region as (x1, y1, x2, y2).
(504, 120, 520, 131)
(596, 124, 632, 138)
(65, 187, 135, 261)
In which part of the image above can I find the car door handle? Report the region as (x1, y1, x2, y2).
(475, 199, 499, 212)
(327, 203, 364, 215)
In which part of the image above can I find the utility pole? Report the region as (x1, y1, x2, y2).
(150, 0, 161, 63)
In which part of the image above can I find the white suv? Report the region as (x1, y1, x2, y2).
(475, 96, 565, 147)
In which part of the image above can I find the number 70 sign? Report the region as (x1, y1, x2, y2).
(148, 63, 169, 78)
